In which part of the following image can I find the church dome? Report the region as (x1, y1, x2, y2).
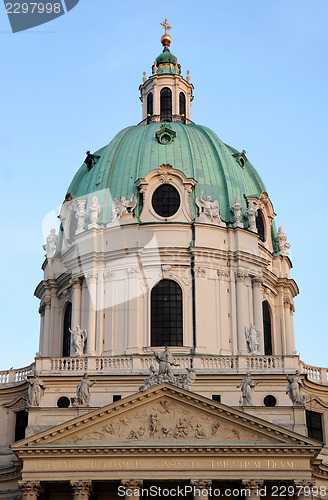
(68, 121, 268, 228)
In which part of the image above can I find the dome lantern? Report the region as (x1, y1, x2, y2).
(139, 19, 194, 124)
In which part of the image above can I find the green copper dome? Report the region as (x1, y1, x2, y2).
(68, 121, 273, 232)
(153, 48, 181, 75)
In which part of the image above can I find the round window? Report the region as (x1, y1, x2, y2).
(57, 396, 70, 408)
(152, 184, 180, 218)
(263, 395, 277, 407)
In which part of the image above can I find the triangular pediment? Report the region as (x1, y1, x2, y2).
(13, 384, 321, 451)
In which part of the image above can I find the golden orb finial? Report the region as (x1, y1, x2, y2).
(160, 18, 172, 49)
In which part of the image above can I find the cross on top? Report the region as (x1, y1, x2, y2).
(161, 19, 171, 34)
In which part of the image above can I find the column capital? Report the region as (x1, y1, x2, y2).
(217, 268, 230, 280)
(121, 479, 143, 489)
(70, 480, 92, 499)
(235, 270, 247, 282)
(70, 276, 82, 286)
(190, 479, 212, 488)
(251, 275, 263, 287)
(85, 271, 98, 282)
(242, 480, 264, 489)
(18, 480, 42, 499)
(294, 480, 315, 488)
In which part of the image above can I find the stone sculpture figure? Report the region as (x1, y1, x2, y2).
(237, 373, 260, 406)
(88, 195, 101, 229)
(246, 200, 258, 233)
(75, 373, 95, 406)
(153, 346, 180, 382)
(27, 373, 47, 407)
(139, 348, 196, 391)
(43, 228, 58, 258)
(196, 191, 226, 226)
(231, 195, 244, 228)
(69, 325, 87, 356)
(74, 198, 87, 234)
(286, 370, 305, 405)
(245, 324, 261, 354)
(177, 367, 196, 390)
(112, 194, 137, 221)
(277, 226, 291, 257)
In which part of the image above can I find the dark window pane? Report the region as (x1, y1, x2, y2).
(147, 93, 153, 123)
(151, 279, 183, 346)
(152, 184, 180, 218)
(179, 92, 186, 123)
(306, 410, 323, 442)
(263, 301, 272, 355)
(15, 410, 28, 441)
(62, 303, 72, 357)
(256, 210, 266, 242)
(160, 87, 172, 121)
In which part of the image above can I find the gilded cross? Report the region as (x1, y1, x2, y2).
(161, 19, 171, 34)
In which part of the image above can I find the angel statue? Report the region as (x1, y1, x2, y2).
(112, 194, 137, 221)
(195, 191, 225, 226)
(69, 325, 87, 356)
(245, 324, 261, 354)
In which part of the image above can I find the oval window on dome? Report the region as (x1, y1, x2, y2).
(152, 184, 180, 218)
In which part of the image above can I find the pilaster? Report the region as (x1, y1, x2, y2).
(252, 276, 264, 354)
(71, 277, 82, 332)
(85, 271, 97, 355)
(235, 270, 248, 354)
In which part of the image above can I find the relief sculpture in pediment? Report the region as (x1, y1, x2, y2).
(67, 398, 269, 444)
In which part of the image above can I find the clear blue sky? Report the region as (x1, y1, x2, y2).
(1, 0, 327, 370)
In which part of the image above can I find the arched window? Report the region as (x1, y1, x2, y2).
(256, 210, 266, 242)
(62, 302, 72, 357)
(160, 87, 172, 122)
(151, 279, 183, 346)
(179, 92, 186, 123)
(147, 92, 153, 124)
(263, 301, 272, 355)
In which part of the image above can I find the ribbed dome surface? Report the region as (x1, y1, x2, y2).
(68, 122, 266, 226)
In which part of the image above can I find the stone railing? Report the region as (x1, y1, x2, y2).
(0, 363, 34, 385)
(300, 361, 328, 385)
(33, 354, 299, 377)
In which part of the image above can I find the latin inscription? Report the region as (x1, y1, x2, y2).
(32, 459, 308, 472)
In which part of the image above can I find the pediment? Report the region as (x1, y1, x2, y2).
(13, 384, 320, 450)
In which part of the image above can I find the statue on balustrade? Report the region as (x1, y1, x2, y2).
(286, 370, 306, 405)
(237, 373, 260, 406)
(139, 347, 196, 392)
(27, 373, 47, 407)
(195, 191, 226, 226)
(69, 325, 87, 356)
(245, 324, 261, 354)
(154, 345, 180, 382)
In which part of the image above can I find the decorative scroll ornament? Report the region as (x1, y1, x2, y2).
(69, 325, 87, 356)
(286, 370, 306, 405)
(237, 373, 260, 406)
(88, 195, 101, 229)
(231, 195, 244, 228)
(155, 123, 177, 145)
(111, 194, 137, 223)
(246, 200, 258, 233)
(71, 373, 95, 407)
(195, 191, 226, 226)
(43, 228, 58, 258)
(276, 226, 291, 256)
(139, 347, 196, 391)
(245, 324, 261, 354)
(27, 373, 47, 407)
